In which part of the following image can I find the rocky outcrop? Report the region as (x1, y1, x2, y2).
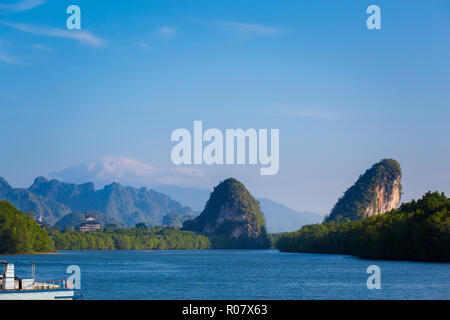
(326, 159, 402, 222)
(182, 178, 270, 248)
(363, 177, 401, 217)
(153, 185, 323, 232)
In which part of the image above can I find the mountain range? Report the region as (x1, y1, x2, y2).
(0, 177, 192, 227)
(0, 176, 323, 232)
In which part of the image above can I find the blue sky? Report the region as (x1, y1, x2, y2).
(0, 0, 449, 214)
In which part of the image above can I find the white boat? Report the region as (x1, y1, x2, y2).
(0, 261, 77, 300)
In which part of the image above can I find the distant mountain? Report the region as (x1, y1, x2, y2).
(0, 177, 71, 225)
(162, 212, 196, 228)
(257, 198, 322, 233)
(150, 185, 208, 212)
(153, 184, 322, 233)
(326, 158, 402, 222)
(0, 177, 193, 227)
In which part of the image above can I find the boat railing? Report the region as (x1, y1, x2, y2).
(33, 279, 73, 290)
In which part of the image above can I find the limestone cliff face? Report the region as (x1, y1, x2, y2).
(210, 202, 253, 238)
(326, 159, 402, 222)
(201, 202, 247, 238)
(363, 176, 402, 217)
(183, 178, 269, 246)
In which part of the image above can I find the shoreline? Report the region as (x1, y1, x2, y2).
(0, 251, 59, 256)
(4, 249, 448, 263)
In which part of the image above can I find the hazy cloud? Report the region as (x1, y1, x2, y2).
(29, 43, 53, 52)
(0, 51, 19, 64)
(0, 39, 19, 64)
(136, 40, 151, 49)
(0, 0, 45, 13)
(2, 21, 104, 47)
(279, 107, 342, 120)
(156, 26, 176, 40)
(216, 21, 290, 37)
(50, 157, 206, 188)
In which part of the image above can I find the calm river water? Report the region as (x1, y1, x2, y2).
(2, 250, 449, 299)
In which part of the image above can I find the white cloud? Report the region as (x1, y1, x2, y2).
(216, 21, 289, 37)
(2, 21, 104, 47)
(156, 26, 176, 40)
(0, 39, 18, 64)
(0, 39, 19, 64)
(50, 157, 206, 188)
(29, 43, 53, 52)
(0, 0, 45, 13)
(136, 40, 151, 49)
(0, 51, 19, 64)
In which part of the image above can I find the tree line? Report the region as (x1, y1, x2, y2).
(51, 227, 212, 250)
(0, 199, 272, 253)
(277, 191, 450, 261)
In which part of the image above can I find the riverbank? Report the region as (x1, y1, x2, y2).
(0, 251, 59, 256)
(277, 192, 450, 262)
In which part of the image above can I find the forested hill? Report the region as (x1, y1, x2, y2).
(153, 184, 323, 232)
(183, 178, 270, 248)
(0, 200, 54, 254)
(326, 158, 402, 222)
(277, 191, 450, 262)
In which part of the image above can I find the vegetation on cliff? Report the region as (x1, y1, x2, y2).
(0, 200, 54, 254)
(277, 191, 450, 261)
(326, 158, 402, 222)
(183, 178, 270, 248)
